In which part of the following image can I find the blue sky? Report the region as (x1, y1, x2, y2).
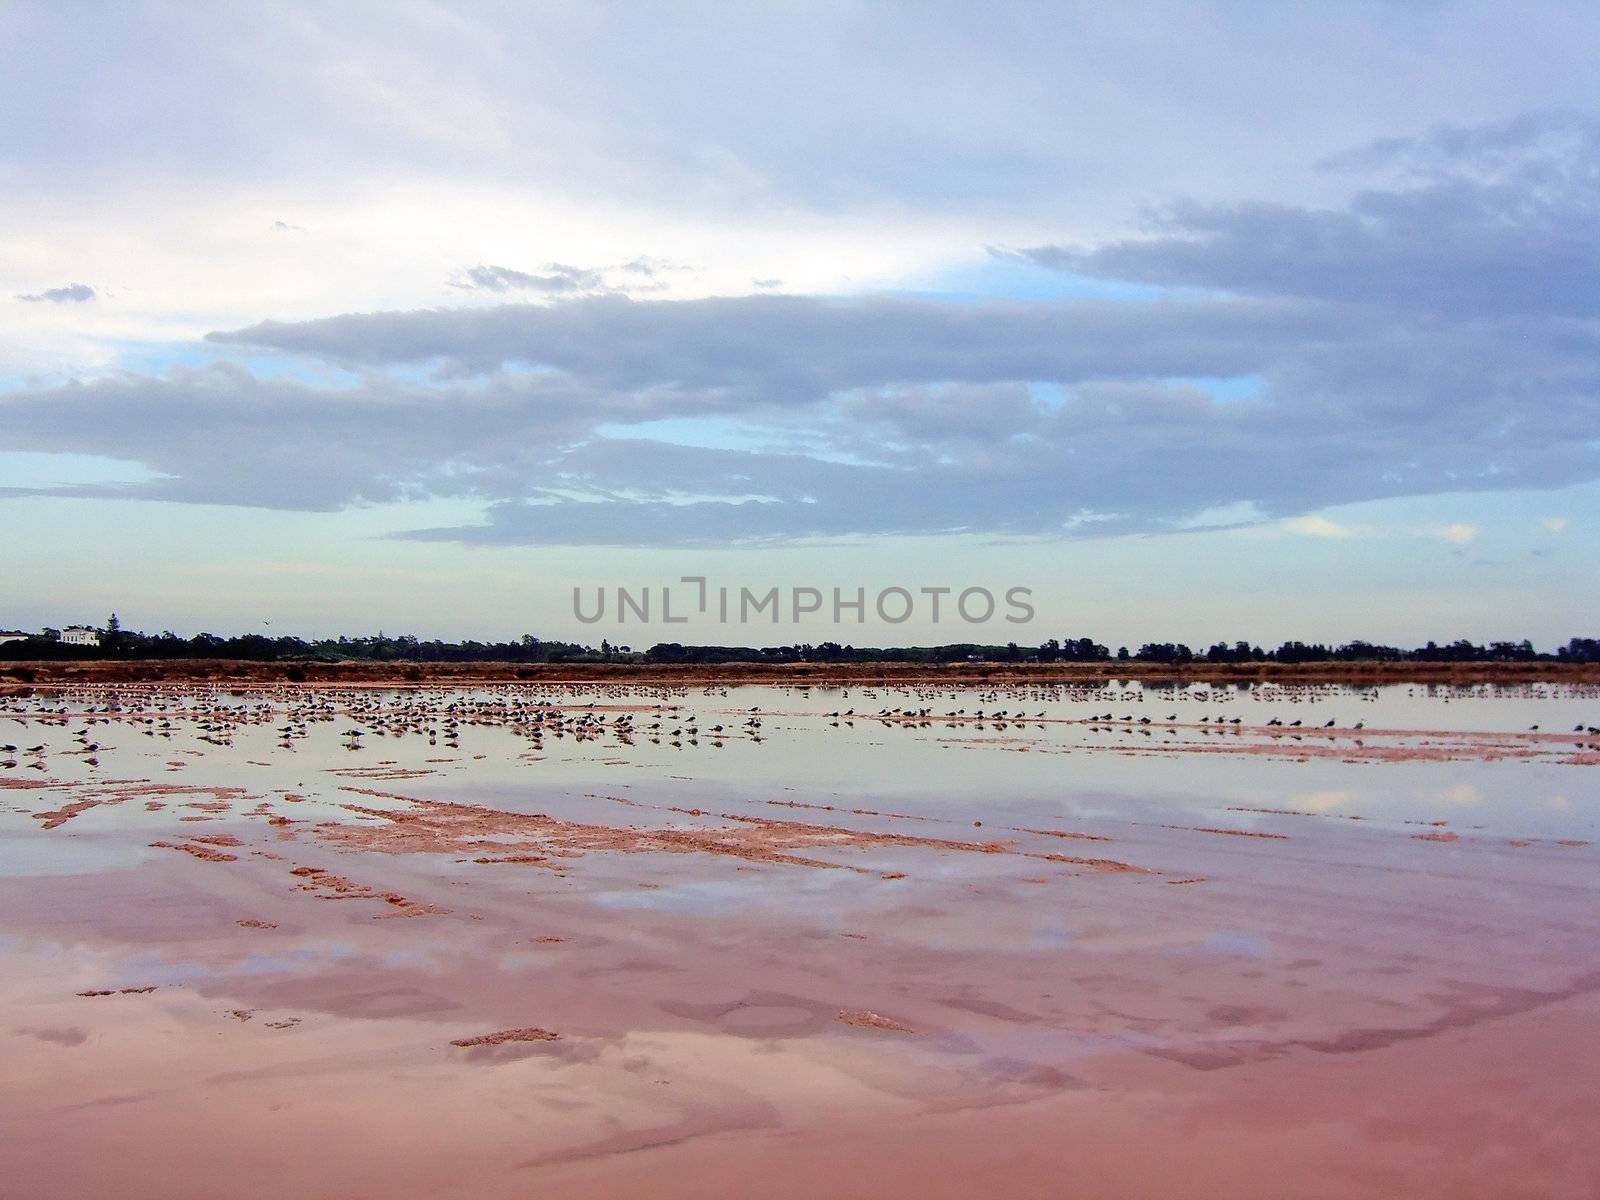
(1, 2, 1595, 647)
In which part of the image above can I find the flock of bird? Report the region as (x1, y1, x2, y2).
(0, 684, 773, 769)
(2, 680, 1595, 771)
(806, 705, 1380, 742)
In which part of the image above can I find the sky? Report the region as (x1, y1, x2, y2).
(1, 1, 1596, 649)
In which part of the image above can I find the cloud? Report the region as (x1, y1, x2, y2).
(0, 363, 617, 511)
(616, 256, 692, 278)
(10, 3, 1599, 232)
(16, 283, 95, 304)
(6, 302, 1592, 547)
(453, 263, 607, 295)
(3, 114, 1597, 547)
(1433, 523, 1480, 545)
(210, 291, 1345, 382)
(1283, 514, 1358, 539)
(1001, 113, 1600, 320)
(1543, 515, 1569, 532)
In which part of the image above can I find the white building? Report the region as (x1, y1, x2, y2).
(60, 625, 100, 647)
(0, 631, 28, 646)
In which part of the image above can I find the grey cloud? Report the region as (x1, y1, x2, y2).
(211, 292, 1343, 389)
(1317, 109, 1599, 179)
(454, 263, 606, 294)
(0, 364, 619, 511)
(617, 257, 691, 278)
(11, 4, 1600, 228)
(10, 114, 1600, 545)
(10, 292, 1597, 546)
(398, 354, 1599, 547)
(17, 283, 95, 303)
(1003, 114, 1600, 320)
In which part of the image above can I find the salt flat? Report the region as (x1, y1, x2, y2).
(2, 679, 1597, 1199)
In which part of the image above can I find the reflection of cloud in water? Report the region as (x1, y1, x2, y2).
(109, 954, 211, 986)
(1029, 921, 1073, 950)
(1200, 930, 1270, 957)
(1, 834, 155, 879)
(592, 867, 856, 916)
(1287, 789, 1358, 813)
(230, 948, 333, 976)
(21, 1025, 89, 1047)
(592, 879, 766, 915)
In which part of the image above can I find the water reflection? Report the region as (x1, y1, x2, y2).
(0, 678, 1597, 1198)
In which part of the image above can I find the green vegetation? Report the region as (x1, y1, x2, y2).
(3, 615, 1597, 665)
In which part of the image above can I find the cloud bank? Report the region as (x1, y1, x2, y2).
(16, 283, 95, 303)
(453, 263, 606, 295)
(3, 115, 1596, 547)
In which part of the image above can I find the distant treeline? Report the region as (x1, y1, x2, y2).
(4, 618, 1598, 665)
(642, 637, 1600, 664)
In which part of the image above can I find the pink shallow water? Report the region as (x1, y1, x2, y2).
(1, 681, 1597, 1198)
